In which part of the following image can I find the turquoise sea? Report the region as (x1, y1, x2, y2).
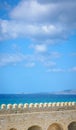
(0, 94, 76, 105)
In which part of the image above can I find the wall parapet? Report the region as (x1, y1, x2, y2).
(0, 102, 76, 114)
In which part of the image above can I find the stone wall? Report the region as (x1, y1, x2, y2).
(0, 102, 76, 130)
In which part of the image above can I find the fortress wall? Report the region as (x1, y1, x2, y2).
(0, 102, 76, 130)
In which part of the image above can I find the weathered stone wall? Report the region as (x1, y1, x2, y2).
(0, 102, 76, 130)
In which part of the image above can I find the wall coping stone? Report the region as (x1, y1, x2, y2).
(0, 102, 76, 114)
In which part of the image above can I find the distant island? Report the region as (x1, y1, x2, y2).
(53, 89, 76, 95)
(18, 89, 76, 95)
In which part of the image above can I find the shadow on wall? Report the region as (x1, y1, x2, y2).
(68, 122, 76, 130)
(28, 126, 42, 130)
(47, 123, 63, 130)
(10, 129, 17, 130)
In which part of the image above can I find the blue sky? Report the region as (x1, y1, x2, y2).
(0, 0, 76, 93)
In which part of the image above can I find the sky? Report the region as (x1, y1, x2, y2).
(0, 0, 76, 94)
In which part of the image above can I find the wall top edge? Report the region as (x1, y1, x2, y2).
(0, 102, 76, 109)
(0, 102, 75, 114)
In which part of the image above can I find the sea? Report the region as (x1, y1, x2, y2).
(0, 94, 76, 105)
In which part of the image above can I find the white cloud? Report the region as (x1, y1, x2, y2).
(47, 68, 65, 72)
(0, 20, 64, 40)
(0, 53, 26, 66)
(12, 44, 21, 52)
(1, 52, 75, 73)
(68, 67, 76, 72)
(10, 0, 51, 23)
(0, 51, 59, 68)
(31, 44, 47, 53)
(70, 52, 76, 56)
(50, 52, 61, 58)
(10, 0, 76, 27)
(0, 0, 76, 41)
(25, 62, 35, 68)
(44, 61, 56, 67)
